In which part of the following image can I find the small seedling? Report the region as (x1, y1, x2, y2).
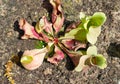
(18, 0, 107, 71)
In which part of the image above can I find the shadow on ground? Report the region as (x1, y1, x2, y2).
(14, 21, 24, 39)
(107, 42, 120, 58)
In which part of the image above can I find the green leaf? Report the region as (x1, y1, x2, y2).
(65, 28, 80, 37)
(90, 54, 107, 69)
(64, 28, 87, 42)
(78, 15, 91, 30)
(75, 55, 90, 72)
(75, 28, 87, 42)
(35, 21, 41, 33)
(45, 44, 55, 58)
(79, 12, 86, 19)
(83, 20, 90, 30)
(35, 41, 47, 49)
(87, 45, 97, 56)
(35, 18, 44, 33)
(87, 26, 101, 44)
(88, 12, 106, 27)
(21, 55, 33, 64)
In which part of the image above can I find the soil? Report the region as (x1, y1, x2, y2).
(0, 0, 120, 84)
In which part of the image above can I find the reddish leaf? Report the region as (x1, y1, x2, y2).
(21, 48, 48, 70)
(35, 16, 53, 35)
(47, 45, 64, 65)
(19, 19, 43, 40)
(50, 0, 64, 33)
(62, 39, 86, 51)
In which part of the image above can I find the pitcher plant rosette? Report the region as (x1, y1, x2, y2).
(19, 0, 107, 71)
